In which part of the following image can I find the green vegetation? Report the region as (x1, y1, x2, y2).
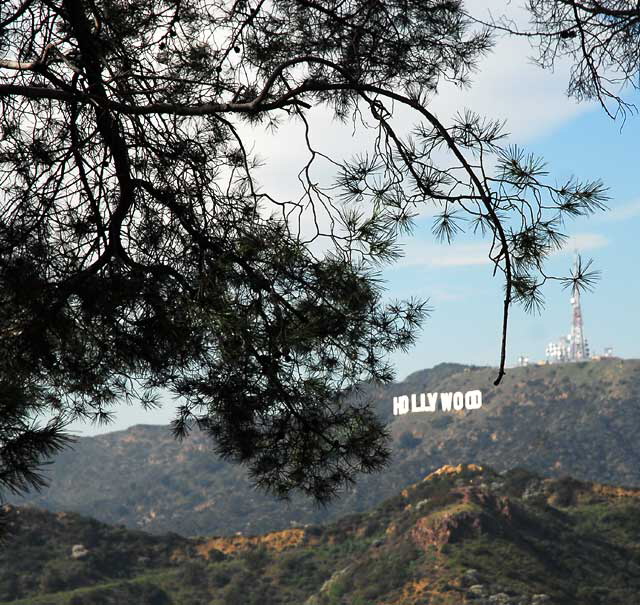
(4, 464, 640, 604)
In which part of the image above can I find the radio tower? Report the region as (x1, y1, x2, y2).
(568, 257, 589, 361)
(545, 255, 592, 363)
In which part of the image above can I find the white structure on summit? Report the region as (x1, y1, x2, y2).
(546, 258, 590, 363)
(393, 390, 482, 415)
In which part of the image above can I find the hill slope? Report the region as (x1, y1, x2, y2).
(4, 464, 640, 605)
(9, 358, 640, 536)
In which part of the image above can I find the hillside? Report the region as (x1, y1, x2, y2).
(4, 464, 640, 605)
(9, 358, 640, 536)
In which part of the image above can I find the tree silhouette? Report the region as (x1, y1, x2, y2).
(0, 0, 607, 505)
(480, 1, 640, 117)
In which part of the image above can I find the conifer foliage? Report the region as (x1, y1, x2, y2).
(0, 0, 607, 504)
(486, 1, 640, 117)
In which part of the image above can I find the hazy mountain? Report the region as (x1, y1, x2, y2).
(4, 464, 640, 604)
(9, 358, 640, 536)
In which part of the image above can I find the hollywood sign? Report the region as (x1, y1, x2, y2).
(393, 390, 482, 416)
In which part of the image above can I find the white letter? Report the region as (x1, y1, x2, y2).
(427, 393, 438, 412)
(453, 391, 464, 411)
(411, 394, 431, 413)
(393, 395, 409, 416)
(440, 392, 453, 412)
(465, 390, 483, 410)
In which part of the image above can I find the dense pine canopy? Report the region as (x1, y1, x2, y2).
(0, 0, 608, 505)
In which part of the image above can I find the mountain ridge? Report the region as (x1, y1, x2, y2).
(9, 358, 640, 536)
(4, 463, 640, 604)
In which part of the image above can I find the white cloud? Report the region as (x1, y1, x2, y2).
(237, 1, 590, 206)
(395, 231, 608, 271)
(425, 3, 592, 143)
(556, 233, 609, 254)
(228, 0, 597, 267)
(397, 240, 491, 269)
(602, 199, 640, 221)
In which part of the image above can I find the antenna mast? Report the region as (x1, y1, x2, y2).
(568, 256, 588, 361)
(545, 254, 591, 363)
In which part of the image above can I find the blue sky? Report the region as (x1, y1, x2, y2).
(64, 6, 640, 436)
(387, 99, 640, 378)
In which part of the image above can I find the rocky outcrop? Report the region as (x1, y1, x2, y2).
(195, 527, 310, 557)
(410, 484, 518, 551)
(424, 463, 485, 482)
(70, 544, 89, 559)
(411, 507, 484, 551)
(304, 567, 351, 605)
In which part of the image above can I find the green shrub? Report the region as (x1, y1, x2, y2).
(178, 559, 208, 587)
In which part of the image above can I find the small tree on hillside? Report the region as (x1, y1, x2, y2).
(0, 0, 606, 506)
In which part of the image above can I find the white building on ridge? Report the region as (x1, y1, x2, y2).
(546, 260, 590, 363)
